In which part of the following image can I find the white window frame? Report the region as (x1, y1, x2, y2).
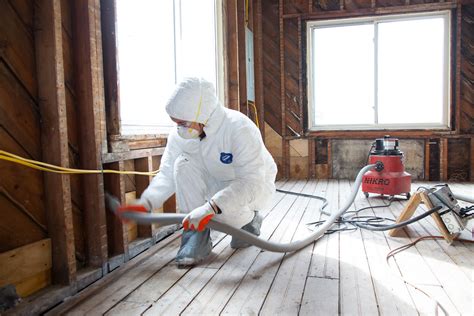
(116, 0, 225, 135)
(306, 11, 451, 131)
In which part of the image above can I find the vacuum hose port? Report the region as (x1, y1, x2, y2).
(375, 161, 384, 172)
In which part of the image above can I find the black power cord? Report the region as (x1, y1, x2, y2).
(277, 188, 443, 234)
(276, 189, 328, 213)
(347, 205, 442, 231)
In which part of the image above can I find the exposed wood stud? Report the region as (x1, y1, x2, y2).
(103, 161, 128, 257)
(283, 139, 290, 178)
(424, 139, 430, 181)
(73, 0, 108, 270)
(35, 0, 76, 285)
(100, 0, 121, 139)
(297, 16, 303, 136)
(327, 140, 332, 179)
(454, 5, 461, 133)
(224, 0, 240, 111)
(254, 0, 265, 136)
(134, 157, 153, 238)
(279, 0, 288, 177)
(440, 138, 448, 181)
(471, 138, 474, 182)
(237, 0, 248, 115)
(308, 138, 315, 178)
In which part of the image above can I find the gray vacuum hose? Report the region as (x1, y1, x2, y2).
(453, 193, 474, 204)
(109, 164, 376, 253)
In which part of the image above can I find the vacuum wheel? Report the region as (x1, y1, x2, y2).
(406, 192, 411, 200)
(363, 192, 369, 198)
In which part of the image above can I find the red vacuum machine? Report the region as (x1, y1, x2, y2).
(362, 136, 411, 199)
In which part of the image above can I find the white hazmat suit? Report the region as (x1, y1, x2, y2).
(141, 78, 277, 226)
(140, 77, 278, 264)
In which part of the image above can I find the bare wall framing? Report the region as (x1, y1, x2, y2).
(1, 0, 176, 313)
(259, 0, 474, 181)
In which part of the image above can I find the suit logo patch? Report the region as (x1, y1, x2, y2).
(220, 152, 233, 164)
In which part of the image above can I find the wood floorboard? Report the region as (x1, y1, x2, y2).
(259, 180, 318, 315)
(181, 181, 310, 315)
(308, 179, 339, 279)
(53, 180, 473, 315)
(144, 180, 304, 315)
(221, 180, 317, 315)
(355, 183, 418, 315)
(338, 179, 379, 315)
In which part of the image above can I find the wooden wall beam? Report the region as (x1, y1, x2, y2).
(279, 0, 289, 177)
(35, 0, 76, 285)
(424, 139, 430, 181)
(237, 0, 248, 115)
(440, 138, 448, 181)
(454, 5, 462, 133)
(134, 157, 153, 238)
(224, 0, 240, 111)
(308, 138, 315, 178)
(103, 161, 128, 257)
(297, 16, 304, 135)
(283, 139, 290, 178)
(73, 0, 108, 270)
(100, 0, 120, 139)
(471, 138, 474, 182)
(254, 0, 265, 135)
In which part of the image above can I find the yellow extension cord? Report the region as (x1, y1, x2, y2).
(0, 149, 159, 176)
(2, 100, 259, 176)
(248, 100, 260, 129)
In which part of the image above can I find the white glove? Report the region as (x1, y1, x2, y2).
(182, 202, 217, 231)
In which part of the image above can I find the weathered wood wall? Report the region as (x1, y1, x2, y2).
(1, 0, 174, 310)
(1, 0, 472, 313)
(260, 0, 474, 181)
(0, 0, 47, 254)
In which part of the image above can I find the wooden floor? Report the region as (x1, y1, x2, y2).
(48, 180, 473, 315)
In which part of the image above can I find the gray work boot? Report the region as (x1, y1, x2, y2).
(176, 228, 212, 268)
(230, 211, 263, 249)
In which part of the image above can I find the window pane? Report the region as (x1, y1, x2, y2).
(117, 0, 175, 134)
(378, 17, 446, 125)
(176, 0, 217, 88)
(312, 24, 374, 126)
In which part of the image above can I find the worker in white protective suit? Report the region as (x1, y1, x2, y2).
(122, 77, 278, 267)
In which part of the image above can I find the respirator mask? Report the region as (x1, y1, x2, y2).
(177, 122, 200, 139)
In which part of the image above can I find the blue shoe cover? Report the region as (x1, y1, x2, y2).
(176, 228, 212, 267)
(230, 211, 262, 249)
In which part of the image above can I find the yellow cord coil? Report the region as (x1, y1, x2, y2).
(248, 100, 260, 129)
(0, 150, 159, 176)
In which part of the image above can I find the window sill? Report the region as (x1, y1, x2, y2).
(108, 134, 168, 152)
(301, 128, 471, 139)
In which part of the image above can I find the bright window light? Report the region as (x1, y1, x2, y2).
(116, 0, 219, 135)
(307, 11, 450, 130)
(378, 18, 446, 124)
(312, 24, 374, 125)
